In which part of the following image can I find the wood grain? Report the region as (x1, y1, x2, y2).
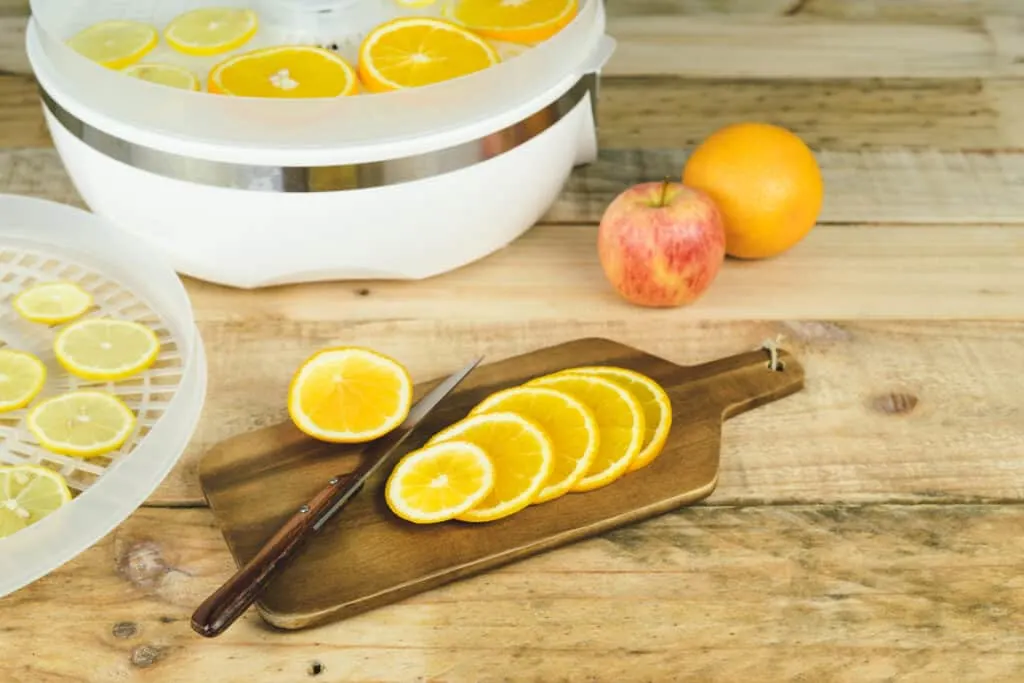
(604, 16, 1019, 79)
(611, 0, 1024, 23)
(7, 147, 1024, 227)
(199, 339, 803, 629)
(163, 318, 1024, 508)
(3, 504, 1024, 682)
(548, 149, 1024, 224)
(183, 224, 1024, 324)
(600, 77, 1024, 151)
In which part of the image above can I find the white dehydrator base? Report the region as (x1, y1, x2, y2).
(43, 96, 596, 289)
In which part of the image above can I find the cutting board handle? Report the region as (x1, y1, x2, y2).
(669, 346, 803, 421)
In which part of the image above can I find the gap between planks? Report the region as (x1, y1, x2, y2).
(3, 503, 1023, 683)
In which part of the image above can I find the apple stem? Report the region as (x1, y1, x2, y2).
(659, 178, 671, 207)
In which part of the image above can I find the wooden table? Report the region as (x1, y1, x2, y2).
(3, 1, 1024, 680)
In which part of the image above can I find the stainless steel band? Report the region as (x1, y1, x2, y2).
(40, 74, 597, 193)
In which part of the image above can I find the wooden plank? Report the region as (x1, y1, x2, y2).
(5, 10, 1024, 80)
(7, 147, 1024, 226)
(605, 16, 1005, 79)
(9, 74, 1024, 151)
(183, 225, 1024, 324)
(599, 76, 1024, 151)
(0, 16, 26, 75)
(4, 504, 1024, 681)
(0, 74, 48, 149)
(158, 316, 1024, 506)
(549, 148, 1024, 224)
(801, 0, 1024, 23)
(611, 0, 1024, 23)
(0, 0, 27, 18)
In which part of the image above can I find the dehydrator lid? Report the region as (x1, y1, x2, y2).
(29, 0, 605, 153)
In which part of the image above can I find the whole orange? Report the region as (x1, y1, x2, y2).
(682, 122, 824, 260)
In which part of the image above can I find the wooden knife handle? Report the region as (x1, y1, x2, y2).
(190, 476, 355, 638)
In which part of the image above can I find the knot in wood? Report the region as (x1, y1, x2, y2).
(130, 644, 165, 668)
(116, 540, 169, 589)
(111, 622, 138, 639)
(870, 392, 919, 415)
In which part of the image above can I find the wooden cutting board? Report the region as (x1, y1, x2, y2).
(198, 337, 805, 630)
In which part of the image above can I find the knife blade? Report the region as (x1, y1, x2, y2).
(190, 356, 483, 638)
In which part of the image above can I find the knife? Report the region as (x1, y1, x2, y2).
(190, 356, 483, 638)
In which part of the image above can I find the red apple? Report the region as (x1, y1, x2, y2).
(597, 180, 726, 307)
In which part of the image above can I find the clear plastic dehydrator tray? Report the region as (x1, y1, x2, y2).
(0, 194, 206, 597)
(28, 0, 603, 150)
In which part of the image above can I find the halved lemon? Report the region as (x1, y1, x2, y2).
(469, 386, 598, 503)
(209, 45, 359, 98)
(54, 318, 160, 382)
(288, 347, 412, 443)
(450, 0, 578, 44)
(123, 63, 201, 91)
(0, 350, 46, 413)
(66, 20, 159, 70)
(560, 367, 672, 472)
(527, 373, 645, 492)
(385, 441, 495, 524)
(12, 281, 93, 325)
(164, 7, 258, 57)
(27, 390, 136, 458)
(427, 411, 553, 522)
(358, 16, 500, 93)
(0, 465, 72, 538)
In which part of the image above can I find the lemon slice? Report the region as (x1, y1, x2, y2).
(208, 45, 359, 98)
(12, 281, 93, 325)
(27, 390, 136, 458)
(560, 367, 672, 472)
(386, 441, 495, 524)
(123, 63, 201, 91)
(358, 17, 500, 93)
(66, 20, 158, 70)
(469, 386, 598, 503)
(54, 318, 160, 382)
(165, 7, 259, 57)
(288, 347, 412, 443)
(427, 412, 553, 522)
(527, 373, 645, 492)
(0, 349, 47, 413)
(397, 0, 438, 7)
(0, 465, 72, 538)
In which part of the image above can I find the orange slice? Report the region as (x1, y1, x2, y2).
(469, 386, 598, 503)
(450, 0, 578, 44)
(527, 373, 645, 492)
(560, 367, 672, 472)
(288, 347, 412, 443)
(358, 17, 500, 93)
(427, 411, 553, 522)
(385, 441, 495, 524)
(208, 46, 359, 98)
